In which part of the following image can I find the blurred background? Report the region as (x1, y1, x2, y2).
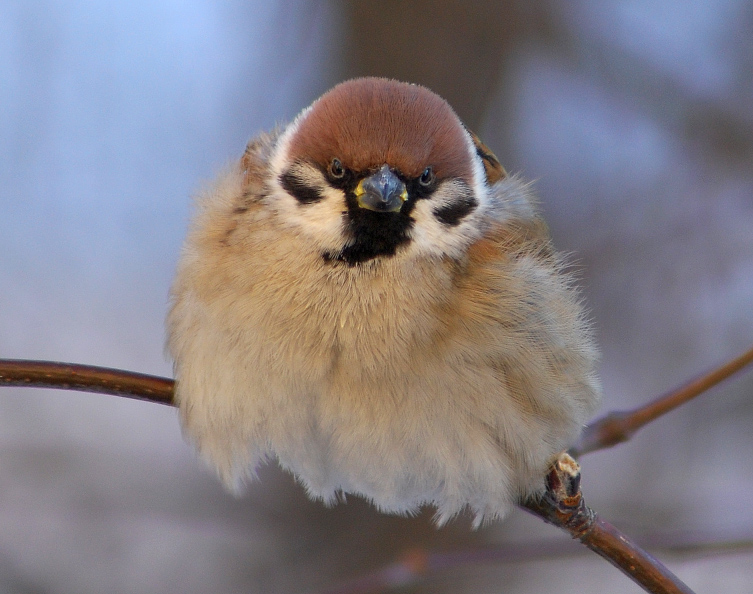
(1, 1, 752, 592)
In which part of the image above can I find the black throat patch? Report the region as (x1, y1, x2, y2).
(318, 167, 423, 266)
(329, 208, 415, 265)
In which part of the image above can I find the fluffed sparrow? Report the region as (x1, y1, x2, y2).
(167, 77, 600, 525)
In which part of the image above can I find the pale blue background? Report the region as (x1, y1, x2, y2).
(1, 1, 752, 592)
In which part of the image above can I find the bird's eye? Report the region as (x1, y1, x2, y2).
(329, 158, 345, 179)
(419, 166, 435, 187)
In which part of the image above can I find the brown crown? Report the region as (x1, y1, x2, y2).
(286, 78, 473, 181)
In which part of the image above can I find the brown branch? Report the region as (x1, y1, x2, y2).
(571, 344, 753, 457)
(521, 454, 696, 594)
(6, 347, 752, 455)
(0, 359, 175, 406)
(321, 455, 697, 594)
(0, 359, 717, 592)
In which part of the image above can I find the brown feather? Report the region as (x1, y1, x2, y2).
(467, 129, 507, 184)
(287, 78, 473, 181)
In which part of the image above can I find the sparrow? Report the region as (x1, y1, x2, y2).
(167, 77, 600, 525)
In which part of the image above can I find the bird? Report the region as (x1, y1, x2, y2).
(167, 77, 601, 526)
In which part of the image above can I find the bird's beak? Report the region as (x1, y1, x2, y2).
(354, 165, 408, 213)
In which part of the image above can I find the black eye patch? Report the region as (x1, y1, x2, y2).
(279, 169, 325, 204)
(432, 182, 478, 226)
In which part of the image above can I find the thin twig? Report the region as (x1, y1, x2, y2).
(320, 456, 697, 594)
(521, 454, 696, 594)
(0, 358, 729, 592)
(0, 359, 174, 405)
(571, 344, 753, 457)
(5, 347, 753, 456)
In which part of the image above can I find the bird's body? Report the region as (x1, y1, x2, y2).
(168, 78, 600, 524)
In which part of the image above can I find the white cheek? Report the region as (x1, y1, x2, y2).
(265, 109, 348, 252)
(266, 183, 347, 251)
(403, 127, 490, 259)
(408, 185, 484, 259)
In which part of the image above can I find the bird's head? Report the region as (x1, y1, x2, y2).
(268, 77, 505, 265)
